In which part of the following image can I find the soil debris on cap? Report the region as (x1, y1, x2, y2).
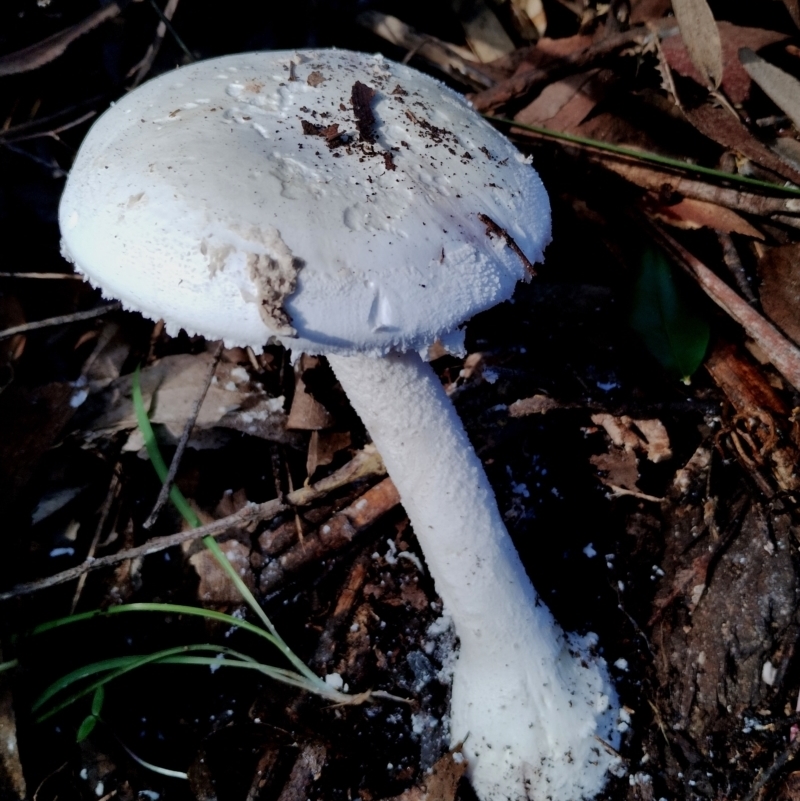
(307, 70, 325, 87)
(300, 119, 347, 148)
(243, 226, 304, 336)
(351, 81, 377, 143)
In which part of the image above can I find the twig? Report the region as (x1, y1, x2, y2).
(143, 342, 224, 529)
(741, 731, 800, 801)
(70, 470, 121, 613)
(0, 498, 286, 601)
(0, 303, 122, 342)
(646, 220, 800, 393)
(470, 26, 652, 113)
(491, 115, 800, 197)
(0, 446, 385, 602)
(147, 0, 194, 63)
(594, 158, 800, 217)
(717, 232, 757, 304)
(479, 213, 537, 277)
(129, 0, 185, 87)
(7, 111, 97, 144)
(0, 272, 82, 280)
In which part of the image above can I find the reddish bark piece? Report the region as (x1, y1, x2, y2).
(351, 81, 377, 143)
(758, 243, 800, 347)
(684, 102, 800, 186)
(643, 194, 764, 239)
(661, 21, 787, 104)
(629, 0, 671, 24)
(515, 69, 614, 134)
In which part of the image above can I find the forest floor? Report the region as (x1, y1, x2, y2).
(4, 1, 800, 800)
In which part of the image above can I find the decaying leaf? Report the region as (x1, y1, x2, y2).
(740, 47, 800, 131)
(591, 413, 673, 463)
(660, 21, 787, 103)
(510, 0, 547, 38)
(758, 243, 800, 347)
(629, 248, 710, 382)
(515, 69, 613, 132)
(75, 352, 297, 445)
(508, 394, 566, 416)
(683, 102, 800, 186)
(643, 195, 764, 239)
(590, 446, 642, 493)
(286, 354, 335, 431)
(453, 0, 516, 63)
(381, 749, 468, 801)
(188, 537, 256, 604)
(670, 0, 723, 88)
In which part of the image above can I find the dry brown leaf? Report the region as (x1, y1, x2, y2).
(79, 352, 296, 445)
(670, 0, 723, 88)
(508, 394, 566, 416)
(660, 22, 787, 104)
(0, 3, 121, 76)
(510, 0, 547, 37)
(591, 413, 673, 462)
(643, 195, 764, 239)
(683, 102, 800, 186)
(758, 243, 800, 347)
(286, 354, 335, 430)
(189, 538, 256, 604)
(741, 48, 800, 132)
(381, 750, 468, 801)
(307, 430, 352, 477)
(515, 69, 610, 132)
(590, 447, 641, 492)
(453, 0, 516, 63)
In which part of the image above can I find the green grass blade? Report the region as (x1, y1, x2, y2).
(132, 365, 201, 528)
(30, 602, 283, 650)
(34, 644, 236, 721)
(485, 115, 800, 196)
(131, 368, 332, 696)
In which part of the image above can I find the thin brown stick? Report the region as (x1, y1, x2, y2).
(143, 341, 224, 529)
(0, 498, 286, 602)
(128, 0, 182, 88)
(8, 111, 96, 143)
(478, 213, 537, 277)
(0, 303, 122, 341)
(470, 25, 651, 113)
(0, 446, 385, 602)
(0, 272, 83, 280)
(70, 471, 120, 613)
(646, 219, 800, 392)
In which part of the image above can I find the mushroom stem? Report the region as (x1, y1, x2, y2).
(327, 350, 619, 801)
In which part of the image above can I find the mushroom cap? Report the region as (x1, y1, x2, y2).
(59, 49, 551, 356)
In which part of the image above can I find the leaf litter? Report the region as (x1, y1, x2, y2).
(8, 1, 800, 800)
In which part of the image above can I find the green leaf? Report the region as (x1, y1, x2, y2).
(630, 249, 710, 382)
(90, 685, 105, 717)
(76, 714, 97, 742)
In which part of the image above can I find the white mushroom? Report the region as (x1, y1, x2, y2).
(59, 49, 621, 801)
